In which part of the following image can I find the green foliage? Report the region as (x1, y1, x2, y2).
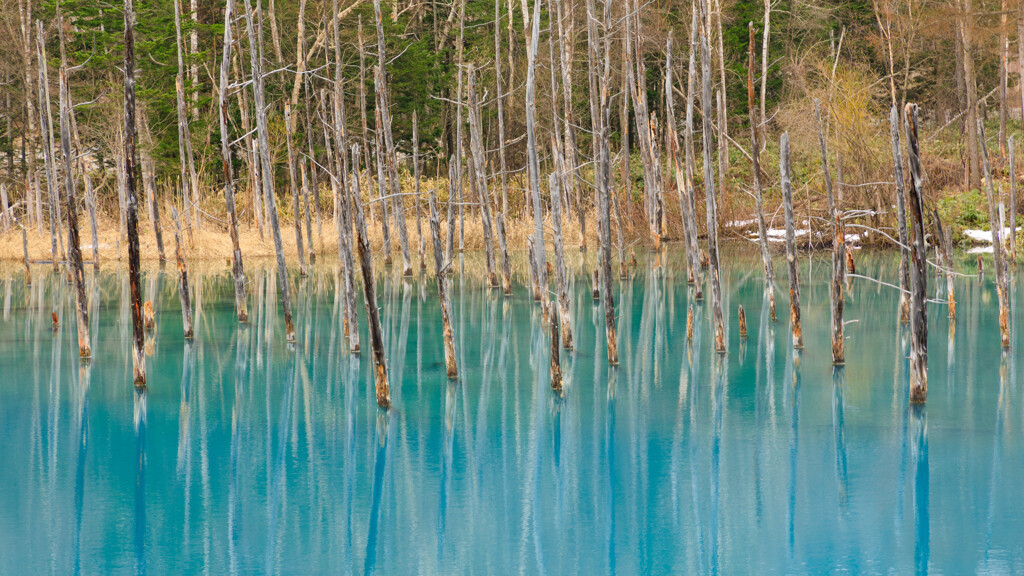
(938, 188, 987, 231)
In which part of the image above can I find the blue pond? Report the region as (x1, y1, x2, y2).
(0, 247, 1022, 575)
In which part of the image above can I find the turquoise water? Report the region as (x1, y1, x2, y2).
(0, 247, 1021, 575)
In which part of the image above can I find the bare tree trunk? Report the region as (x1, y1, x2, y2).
(999, 0, 1008, 156)
(890, 105, 911, 324)
(413, 113, 426, 271)
(428, 189, 458, 378)
(626, 4, 662, 251)
(123, 0, 146, 387)
(56, 8, 90, 359)
(549, 170, 574, 350)
(960, 0, 981, 190)
(700, 0, 725, 355)
(357, 18, 377, 229)
(373, 0, 412, 276)
(713, 0, 728, 172)
(760, 0, 771, 140)
(468, 65, 498, 287)
(550, 302, 563, 391)
(219, 0, 249, 323)
(932, 207, 956, 319)
(525, 0, 547, 318)
(904, 104, 928, 402)
(138, 118, 165, 263)
(331, 0, 359, 353)
(35, 22, 59, 272)
(978, 119, 1011, 349)
(747, 22, 775, 321)
(173, 0, 199, 232)
(1010, 135, 1018, 266)
(235, 51, 263, 238)
(592, 0, 617, 365)
(243, 0, 295, 343)
(814, 100, 844, 364)
(21, 223, 32, 286)
(171, 207, 194, 339)
(189, 0, 199, 115)
(373, 106, 393, 267)
(684, 4, 703, 299)
(284, 103, 308, 276)
(350, 144, 391, 409)
(494, 0, 510, 220)
(667, 32, 696, 283)
(267, 0, 283, 62)
(780, 132, 802, 349)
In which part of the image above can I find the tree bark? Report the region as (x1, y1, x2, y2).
(748, 22, 775, 321)
(889, 105, 911, 324)
(171, 207, 194, 339)
(525, 0, 547, 318)
(243, 0, 295, 343)
(414, 112, 426, 271)
(903, 104, 928, 402)
(549, 170, 573, 350)
(219, 0, 249, 323)
(284, 103, 308, 276)
(978, 119, 1011, 349)
(684, 4, 703, 300)
(468, 65, 498, 287)
(700, 0, 725, 354)
(814, 100, 844, 364)
(780, 132, 802, 349)
(35, 22, 59, 272)
(350, 145, 391, 409)
(960, 0, 981, 189)
(428, 189, 458, 378)
(1009, 135, 1018, 266)
(592, 0, 617, 365)
(123, 0, 146, 386)
(932, 207, 956, 319)
(494, 0, 510, 220)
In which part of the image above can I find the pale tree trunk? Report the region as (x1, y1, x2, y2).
(555, 0, 583, 251)
(428, 190, 458, 378)
(780, 132, 802, 349)
(189, 0, 199, 116)
(456, 0, 466, 253)
(350, 144, 391, 409)
(138, 116, 165, 263)
(1010, 135, 1018, 266)
(414, 112, 426, 271)
(243, 0, 295, 343)
(525, 0, 547, 319)
(814, 100, 843, 364)
(549, 171, 573, 350)
(903, 104, 928, 402)
(267, 0, 283, 62)
(35, 22, 60, 272)
(284, 103, 308, 276)
(978, 119, 1011, 349)
(713, 0, 728, 174)
(19, 0, 37, 228)
(494, 0, 510, 220)
(889, 105, 910, 324)
(685, 3, 703, 299)
(467, 65, 498, 287)
(332, 0, 359, 353)
(124, 0, 146, 387)
(173, 0, 199, 232)
(999, 0, 1008, 156)
(747, 22, 775, 321)
(931, 208, 956, 319)
(56, 8, 90, 359)
(171, 208, 194, 339)
(760, 0, 771, 141)
(219, 0, 249, 323)
(960, 0, 981, 190)
(700, 0, 725, 354)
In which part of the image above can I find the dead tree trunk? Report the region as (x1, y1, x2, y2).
(684, 4, 703, 300)
(173, 0, 199, 232)
(123, 0, 146, 387)
(626, 4, 663, 251)
(525, 0, 547, 317)
(748, 22, 775, 321)
(494, 0, 510, 220)
(171, 207, 194, 339)
(888, 106, 911, 325)
(932, 207, 956, 319)
(219, 0, 249, 323)
(960, 0, 981, 190)
(1009, 135, 1018, 266)
(814, 100, 844, 364)
(414, 112, 426, 271)
(550, 306, 563, 392)
(428, 189, 458, 378)
(373, 0, 412, 276)
(780, 132, 802, 349)
(35, 23, 59, 272)
(549, 170, 574, 350)
(467, 64, 498, 287)
(591, 0, 617, 365)
(138, 118, 164, 263)
(373, 105, 393, 267)
(284, 103, 308, 276)
(700, 0, 725, 355)
(57, 11, 90, 359)
(351, 144, 391, 409)
(978, 119, 1011, 349)
(555, 0, 583, 252)
(904, 104, 928, 402)
(21, 223, 31, 286)
(243, 0, 295, 342)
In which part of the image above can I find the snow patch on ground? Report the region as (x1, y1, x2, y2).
(726, 219, 756, 228)
(967, 246, 994, 254)
(963, 227, 1019, 244)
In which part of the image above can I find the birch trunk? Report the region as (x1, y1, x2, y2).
(35, 22, 59, 272)
(525, 0, 547, 318)
(284, 103, 308, 276)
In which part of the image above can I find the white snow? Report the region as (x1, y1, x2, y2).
(963, 227, 1019, 244)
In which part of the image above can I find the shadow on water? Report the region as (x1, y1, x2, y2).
(1, 247, 1023, 574)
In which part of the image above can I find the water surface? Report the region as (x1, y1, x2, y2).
(0, 247, 1021, 575)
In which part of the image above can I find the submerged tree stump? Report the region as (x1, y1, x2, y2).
(428, 189, 458, 379)
(780, 132, 802, 350)
(904, 104, 928, 402)
(978, 119, 1011, 349)
(123, 0, 146, 387)
(171, 208, 194, 340)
